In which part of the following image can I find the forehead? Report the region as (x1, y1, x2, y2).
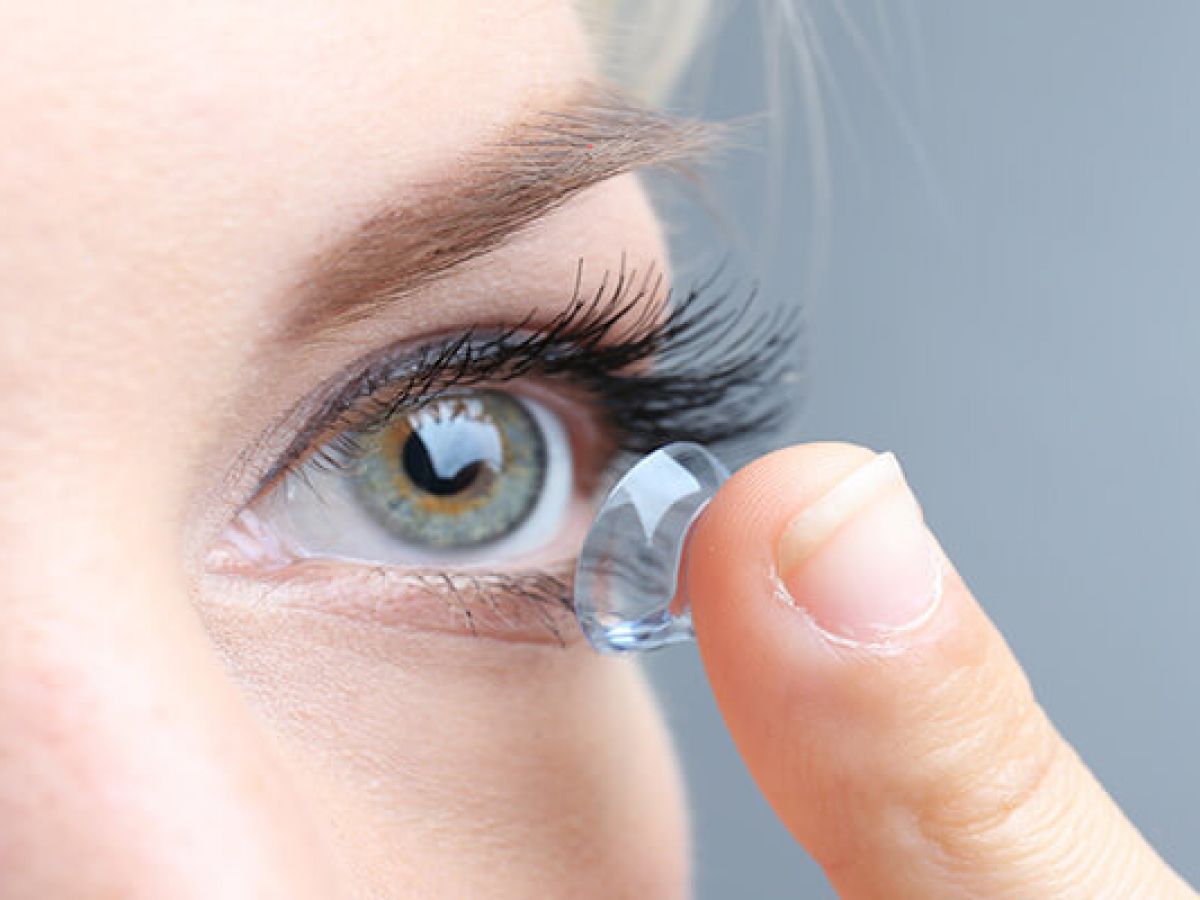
(0, 1, 605, 406)
(0, 0, 593, 322)
(4, 1, 590, 165)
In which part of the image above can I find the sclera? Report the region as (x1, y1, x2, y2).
(574, 442, 729, 654)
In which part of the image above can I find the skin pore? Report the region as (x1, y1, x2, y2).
(0, 2, 689, 897)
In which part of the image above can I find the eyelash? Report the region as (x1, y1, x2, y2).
(229, 259, 799, 641)
(265, 258, 800, 488)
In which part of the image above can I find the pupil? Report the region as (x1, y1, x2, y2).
(402, 431, 485, 497)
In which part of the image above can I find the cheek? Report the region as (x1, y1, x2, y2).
(200, 599, 691, 899)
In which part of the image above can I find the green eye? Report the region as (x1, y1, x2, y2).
(351, 390, 548, 549)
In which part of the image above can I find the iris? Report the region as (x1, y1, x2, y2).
(352, 391, 547, 548)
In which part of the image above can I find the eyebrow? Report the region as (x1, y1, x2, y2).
(282, 83, 716, 343)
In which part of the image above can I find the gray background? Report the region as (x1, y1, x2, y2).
(646, 3, 1200, 896)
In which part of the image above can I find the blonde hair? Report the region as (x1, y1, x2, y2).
(576, 0, 715, 104)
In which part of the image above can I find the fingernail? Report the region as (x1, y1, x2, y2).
(775, 452, 942, 644)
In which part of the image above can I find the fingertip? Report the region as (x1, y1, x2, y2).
(686, 441, 880, 657)
(688, 442, 878, 576)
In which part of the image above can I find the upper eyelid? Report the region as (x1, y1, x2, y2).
(269, 372, 587, 494)
(258, 335, 474, 488)
(237, 259, 796, 513)
(252, 260, 672, 491)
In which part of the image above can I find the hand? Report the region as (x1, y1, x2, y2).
(688, 443, 1195, 899)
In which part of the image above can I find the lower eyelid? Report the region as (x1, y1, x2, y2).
(206, 560, 581, 647)
(206, 443, 598, 646)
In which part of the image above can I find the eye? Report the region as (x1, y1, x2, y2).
(207, 272, 795, 642)
(239, 387, 575, 569)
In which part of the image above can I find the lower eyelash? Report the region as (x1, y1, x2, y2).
(424, 571, 572, 643)
(210, 554, 577, 646)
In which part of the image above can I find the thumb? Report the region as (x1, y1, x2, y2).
(687, 443, 1192, 899)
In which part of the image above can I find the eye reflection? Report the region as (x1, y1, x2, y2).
(353, 392, 547, 548)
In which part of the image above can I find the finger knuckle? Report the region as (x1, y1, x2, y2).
(909, 654, 1071, 867)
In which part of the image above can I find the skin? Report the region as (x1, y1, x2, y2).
(0, 3, 1192, 899)
(0, 2, 684, 897)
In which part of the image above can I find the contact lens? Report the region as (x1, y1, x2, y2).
(574, 442, 729, 654)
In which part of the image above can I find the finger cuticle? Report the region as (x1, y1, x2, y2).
(774, 452, 944, 647)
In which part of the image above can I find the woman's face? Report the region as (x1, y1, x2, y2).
(0, 3, 690, 896)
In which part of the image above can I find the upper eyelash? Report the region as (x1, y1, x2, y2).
(262, 257, 801, 487)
